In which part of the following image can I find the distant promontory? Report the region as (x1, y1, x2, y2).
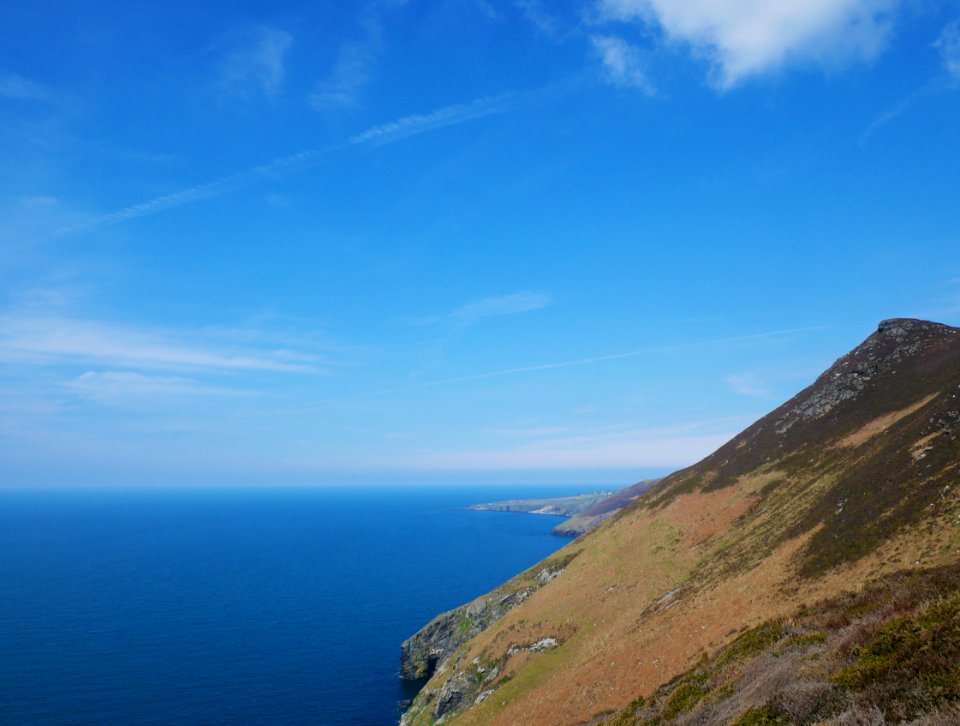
(468, 478, 662, 537)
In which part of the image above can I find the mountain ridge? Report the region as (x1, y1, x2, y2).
(400, 318, 960, 725)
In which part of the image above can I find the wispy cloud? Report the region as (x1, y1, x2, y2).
(476, 0, 501, 21)
(0, 70, 53, 102)
(18, 195, 60, 211)
(0, 313, 327, 374)
(52, 92, 522, 238)
(726, 371, 772, 398)
(67, 371, 250, 403)
(310, 40, 375, 111)
(415, 291, 552, 327)
(936, 19, 960, 79)
(515, 0, 560, 36)
(310, 1, 419, 112)
(598, 0, 898, 89)
(859, 19, 960, 146)
(591, 35, 654, 92)
(219, 26, 293, 100)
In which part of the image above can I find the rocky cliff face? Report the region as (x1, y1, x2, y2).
(400, 319, 960, 725)
(399, 550, 579, 722)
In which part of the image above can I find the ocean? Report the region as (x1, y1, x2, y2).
(0, 486, 581, 725)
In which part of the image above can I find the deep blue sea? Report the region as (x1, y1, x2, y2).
(0, 486, 582, 725)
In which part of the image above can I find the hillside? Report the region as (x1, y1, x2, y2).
(400, 319, 960, 725)
(598, 563, 960, 724)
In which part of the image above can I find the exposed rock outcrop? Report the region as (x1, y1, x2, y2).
(399, 550, 579, 722)
(400, 587, 532, 681)
(774, 318, 956, 435)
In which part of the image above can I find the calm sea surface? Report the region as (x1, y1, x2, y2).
(0, 486, 581, 725)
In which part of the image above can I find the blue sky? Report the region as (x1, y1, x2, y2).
(2, 0, 959, 488)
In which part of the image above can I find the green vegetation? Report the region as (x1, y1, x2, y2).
(730, 706, 789, 725)
(662, 675, 709, 718)
(833, 594, 960, 716)
(716, 622, 784, 667)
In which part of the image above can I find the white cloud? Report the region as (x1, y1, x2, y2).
(591, 35, 654, 92)
(0, 314, 326, 374)
(599, 0, 898, 88)
(726, 371, 771, 397)
(937, 19, 960, 79)
(415, 291, 552, 327)
(220, 26, 293, 99)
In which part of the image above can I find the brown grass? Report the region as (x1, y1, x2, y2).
(595, 564, 960, 725)
(407, 478, 960, 726)
(835, 392, 938, 449)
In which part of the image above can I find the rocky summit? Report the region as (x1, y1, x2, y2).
(400, 319, 960, 725)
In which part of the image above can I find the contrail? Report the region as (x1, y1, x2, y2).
(858, 77, 951, 146)
(52, 148, 335, 238)
(349, 92, 519, 145)
(377, 325, 832, 394)
(52, 92, 522, 238)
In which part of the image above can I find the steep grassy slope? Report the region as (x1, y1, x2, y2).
(597, 565, 960, 724)
(401, 319, 960, 725)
